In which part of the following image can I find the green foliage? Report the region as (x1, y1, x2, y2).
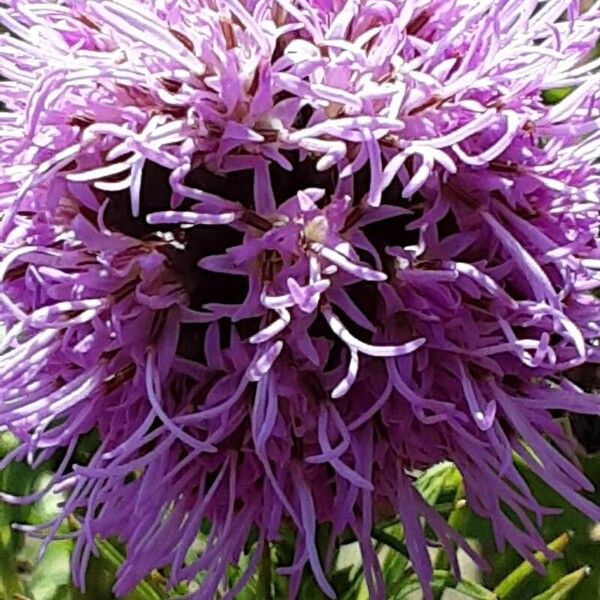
(493, 533, 572, 600)
(529, 567, 589, 600)
(541, 88, 573, 105)
(1, 445, 600, 599)
(389, 570, 455, 600)
(455, 579, 497, 600)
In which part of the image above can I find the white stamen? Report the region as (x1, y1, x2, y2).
(322, 305, 426, 358)
(249, 309, 291, 344)
(331, 347, 359, 399)
(310, 242, 387, 281)
(247, 341, 284, 381)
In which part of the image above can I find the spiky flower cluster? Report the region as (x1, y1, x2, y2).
(1, 0, 600, 598)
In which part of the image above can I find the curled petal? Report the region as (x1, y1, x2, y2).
(322, 305, 426, 358)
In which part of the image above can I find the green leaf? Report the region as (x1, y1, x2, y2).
(416, 463, 462, 506)
(298, 571, 330, 600)
(529, 566, 590, 600)
(393, 570, 454, 600)
(455, 579, 497, 600)
(382, 546, 410, 595)
(0, 432, 19, 458)
(371, 527, 408, 556)
(68, 518, 164, 600)
(0, 459, 46, 599)
(541, 88, 573, 105)
(493, 532, 571, 599)
(95, 537, 164, 600)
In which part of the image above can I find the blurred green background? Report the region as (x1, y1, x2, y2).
(2, 423, 600, 600)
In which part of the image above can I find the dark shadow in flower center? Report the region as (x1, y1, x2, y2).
(99, 156, 429, 368)
(101, 161, 253, 363)
(269, 151, 339, 208)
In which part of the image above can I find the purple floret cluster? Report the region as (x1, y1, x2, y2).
(1, 0, 600, 598)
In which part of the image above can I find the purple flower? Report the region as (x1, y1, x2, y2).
(1, 0, 600, 598)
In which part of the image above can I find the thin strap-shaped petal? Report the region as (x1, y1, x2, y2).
(323, 305, 426, 358)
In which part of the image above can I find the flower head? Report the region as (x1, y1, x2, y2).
(1, 0, 600, 598)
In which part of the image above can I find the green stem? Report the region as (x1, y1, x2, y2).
(370, 528, 408, 555)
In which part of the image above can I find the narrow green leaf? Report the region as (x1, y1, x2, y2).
(416, 462, 461, 506)
(382, 546, 410, 595)
(393, 570, 454, 599)
(529, 566, 590, 600)
(455, 579, 497, 600)
(494, 532, 572, 599)
(371, 527, 408, 556)
(95, 538, 164, 600)
(68, 517, 164, 600)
